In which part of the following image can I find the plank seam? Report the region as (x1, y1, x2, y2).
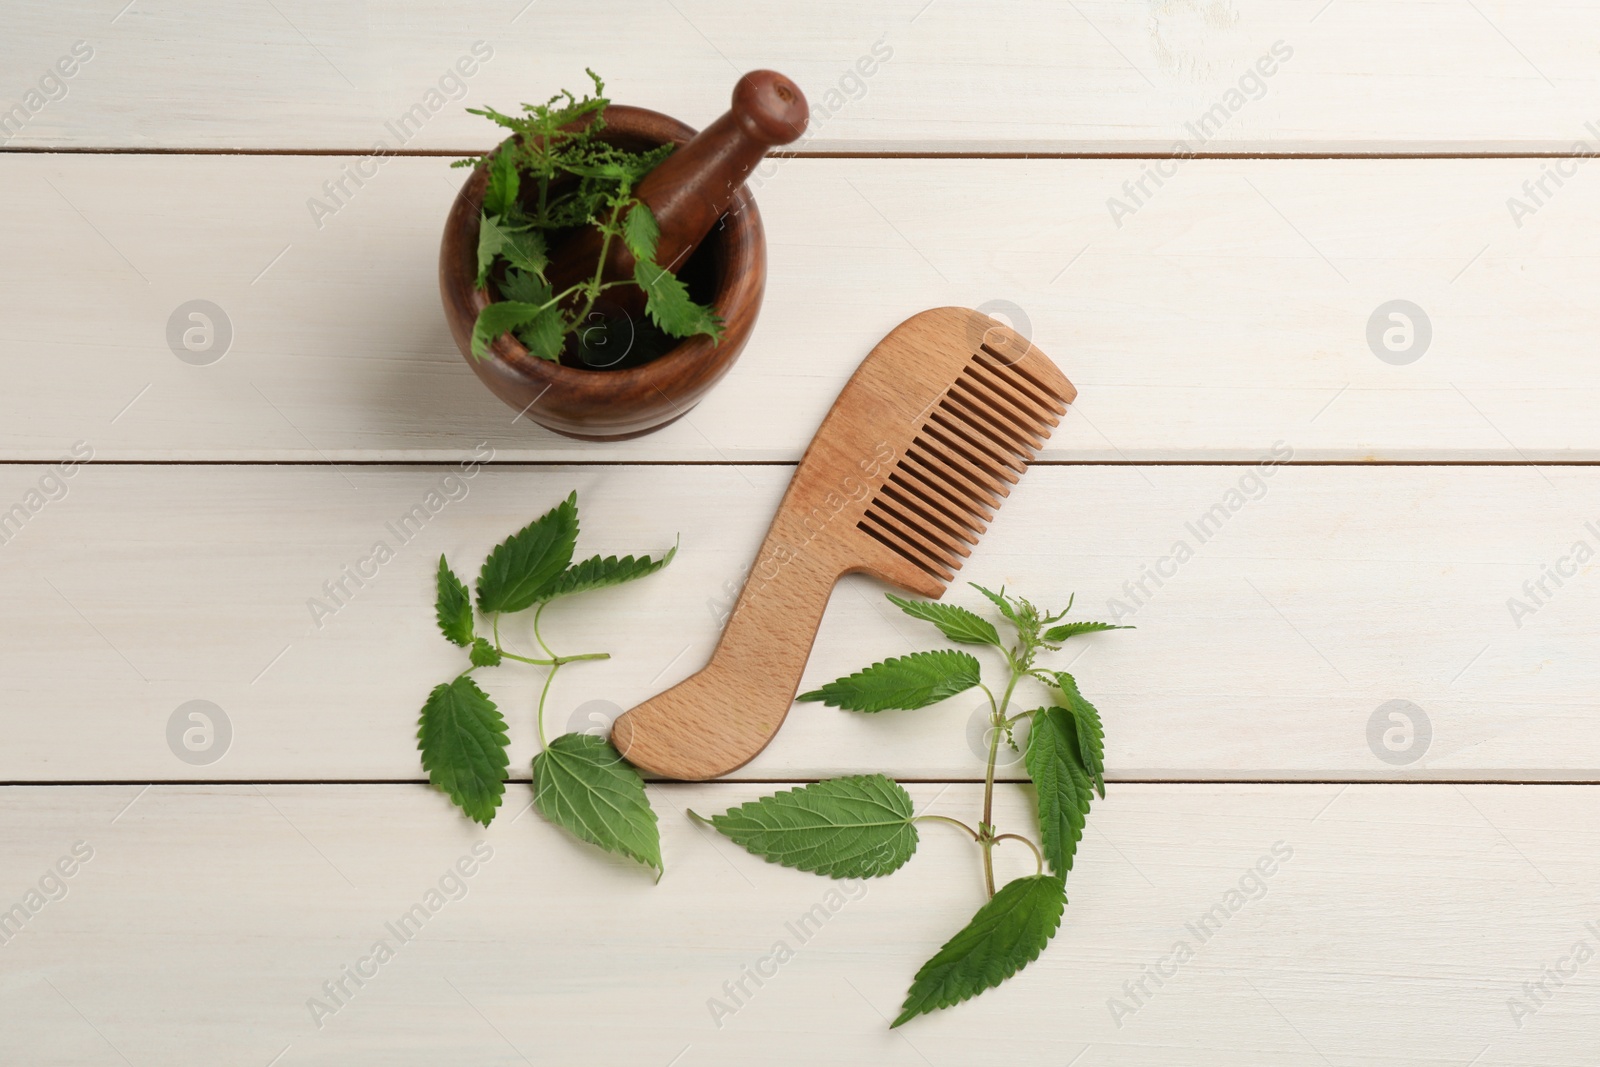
(4, 147, 1598, 160)
(7, 778, 1600, 787)
(4, 460, 1600, 469)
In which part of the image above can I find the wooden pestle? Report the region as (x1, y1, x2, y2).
(543, 70, 808, 320)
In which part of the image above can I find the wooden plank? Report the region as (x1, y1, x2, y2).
(6, 2, 1600, 152)
(3, 463, 1596, 781)
(6, 153, 1600, 463)
(0, 782, 1590, 1064)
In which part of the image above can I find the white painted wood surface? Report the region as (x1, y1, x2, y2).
(0, 783, 1592, 1065)
(6, 1, 1600, 152)
(5, 154, 1600, 462)
(2, 463, 1595, 781)
(6, 2, 1599, 1062)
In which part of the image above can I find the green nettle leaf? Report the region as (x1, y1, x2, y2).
(475, 211, 502, 288)
(1025, 706, 1094, 877)
(476, 491, 580, 613)
(621, 202, 660, 262)
(893, 874, 1067, 1027)
(886, 594, 1002, 647)
(1042, 620, 1130, 643)
(476, 214, 547, 289)
(705, 775, 918, 878)
(1049, 671, 1106, 798)
(475, 213, 515, 286)
(513, 305, 566, 362)
(565, 159, 639, 182)
(483, 149, 521, 216)
(469, 637, 502, 668)
(500, 226, 547, 277)
(498, 268, 551, 306)
(417, 675, 509, 827)
(633, 259, 724, 341)
(532, 733, 662, 875)
(969, 583, 1021, 627)
(434, 556, 474, 647)
(536, 544, 677, 602)
(796, 650, 982, 713)
(471, 300, 555, 360)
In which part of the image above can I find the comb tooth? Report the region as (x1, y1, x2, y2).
(963, 360, 1053, 425)
(904, 441, 998, 501)
(889, 471, 988, 535)
(939, 394, 1037, 464)
(924, 416, 1021, 484)
(876, 492, 972, 559)
(874, 494, 972, 558)
(931, 406, 1026, 474)
(950, 374, 1045, 441)
(882, 482, 980, 546)
(960, 368, 1052, 444)
(973, 348, 1065, 424)
(969, 358, 1061, 429)
(897, 456, 996, 524)
(913, 430, 1014, 496)
(978, 344, 1070, 416)
(952, 380, 1047, 452)
(908, 442, 1007, 504)
(948, 380, 1045, 452)
(857, 516, 956, 582)
(870, 518, 953, 575)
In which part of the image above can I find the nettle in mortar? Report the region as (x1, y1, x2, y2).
(454, 71, 722, 366)
(417, 492, 675, 877)
(693, 587, 1128, 1026)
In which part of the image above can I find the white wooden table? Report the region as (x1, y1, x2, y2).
(5, 2, 1600, 1063)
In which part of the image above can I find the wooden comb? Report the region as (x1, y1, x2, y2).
(610, 307, 1075, 780)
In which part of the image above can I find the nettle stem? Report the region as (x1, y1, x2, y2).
(993, 833, 1044, 876)
(980, 726, 1001, 898)
(913, 814, 981, 840)
(536, 662, 560, 749)
(574, 193, 630, 328)
(490, 605, 610, 751)
(975, 659, 1035, 898)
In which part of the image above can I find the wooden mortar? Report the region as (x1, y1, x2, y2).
(439, 73, 807, 441)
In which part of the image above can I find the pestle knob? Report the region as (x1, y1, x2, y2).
(541, 71, 808, 324)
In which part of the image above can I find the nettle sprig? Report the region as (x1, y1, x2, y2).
(418, 492, 676, 879)
(694, 585, 1128, 1026)
(453, 70, 723, 363)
